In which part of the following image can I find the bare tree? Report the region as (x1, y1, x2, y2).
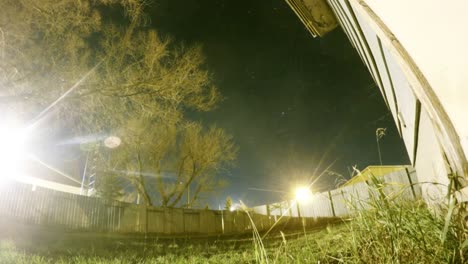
(95, 171, 125, 201)
(0, 1, 235, 207)
(163, 122, 236, 208)
(108, 119, 237, 207)
(0, 0, 220, 134)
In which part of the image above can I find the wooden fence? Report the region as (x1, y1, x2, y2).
(0, 180, 316, 235)
(0, 167, 419, 235)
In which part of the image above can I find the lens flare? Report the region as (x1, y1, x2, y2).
(104, 136, 121, 149)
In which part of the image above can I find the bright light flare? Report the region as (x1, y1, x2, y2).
(295, 186, 313, 203)
(0, 124, 28, 180)
(104, 136, 121, 149)
(229, 202, 244, 212)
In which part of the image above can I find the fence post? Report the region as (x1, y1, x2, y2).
(266, 204, 271, 228)
(139, 205, 148, 237)
(341, 189, 349, 216)
(328, 191, 336, 217)
(221, 209, 225, 234)
(405, 168, 417, 199)
(296, 202, 301, 218)
(182, 209, 186, 234)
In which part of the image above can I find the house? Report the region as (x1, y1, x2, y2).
(286, 0, 468, 203)
(340, 165, 410, 188)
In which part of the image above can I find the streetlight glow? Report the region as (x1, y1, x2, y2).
(0, 123, 28, 180)
(295, 186, 313, 203)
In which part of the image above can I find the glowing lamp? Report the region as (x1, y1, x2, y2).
(0, 124, 28, 180)
(295, 186, 313, 203)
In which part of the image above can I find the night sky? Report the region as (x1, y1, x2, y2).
(149, 0, 409, 206)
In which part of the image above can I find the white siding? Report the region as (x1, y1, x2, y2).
(415, 108, 449, 203)
(328, 0, 373, 78)
(352, 10, 399, 127)
(287, 0, 467, 205)
(326, 0, 466, 202)
(381, 47, 418, 163)
(359, 0, 468, 161)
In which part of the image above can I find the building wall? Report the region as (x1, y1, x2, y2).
(318, 0, 468, 201)
(360, 0, 468, 162)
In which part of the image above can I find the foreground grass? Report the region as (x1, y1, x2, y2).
(3, 225, 349, 264)
(1, 200, 466, 263)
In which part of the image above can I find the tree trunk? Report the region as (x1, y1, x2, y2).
(137, 149, 152, 206)
(169, 171, 198, 207)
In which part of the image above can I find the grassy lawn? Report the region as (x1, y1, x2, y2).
(3, 225, 347, 264)
(1, 199, 466, 263)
